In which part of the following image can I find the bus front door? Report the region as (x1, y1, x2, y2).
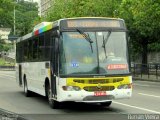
(50, 37, 59, 98)
(19, 64, 22, 86)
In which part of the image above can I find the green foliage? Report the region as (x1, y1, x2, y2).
(15, 1, 39, 36)
(46, 0, 160, 64)
(119, 0, 160, 42)
(0, 1, 39, 53)
(118, 0, 160, 63)
(0, 0, 14, 27)
(0, 58, 14, 66)
(1, 0, 159, 64)
(0, 0, 39, 36)
(46, 0, 122, 21)
(0, 58, 6, 65)
(148, 43, 160, 52)
(0, 38, 12, 52)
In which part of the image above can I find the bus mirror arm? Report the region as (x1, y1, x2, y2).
(55, 38, 60, 54)
(52, 30, 60, 38)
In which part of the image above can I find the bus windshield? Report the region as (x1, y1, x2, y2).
(59, 31, 129, 76)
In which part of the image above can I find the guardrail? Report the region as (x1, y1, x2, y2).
(131, 63, 160, 80)
(0, 66, 15, 71)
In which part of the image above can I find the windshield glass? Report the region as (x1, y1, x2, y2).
(60, 31, 129, 76)
(97, 32, 129, 74)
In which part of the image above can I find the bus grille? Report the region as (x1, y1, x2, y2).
(83, 95, 115, 101)
(73, 78, 123, 84)
(83, 86, 115, 92)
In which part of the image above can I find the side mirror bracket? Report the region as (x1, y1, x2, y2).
(52, 30, 60, 38)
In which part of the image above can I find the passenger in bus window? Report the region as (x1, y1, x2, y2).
(106, 49, 115, 58)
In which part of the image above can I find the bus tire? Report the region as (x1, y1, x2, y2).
(100, 101, 112, 107)
(24, 79, 31, 97)
(47, 84, 60, 109)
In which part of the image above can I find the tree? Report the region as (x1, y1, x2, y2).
(118, 0, 160, 65)
(46, 0, 160, 66)
(0, 0, 39, 52)
(15, 1, 39, 36)
(0, 36, 11, 52)
(46, 0, 122, 21)
(0, 0, 39, 36)
(0, 0, 13, 27)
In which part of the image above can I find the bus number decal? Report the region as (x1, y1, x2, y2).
(107, 64, 128, 70)
(71, 62, 79, 67)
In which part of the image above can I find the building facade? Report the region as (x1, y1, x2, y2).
(40, 0, 53, 17)
(23, 0, 39, 2)
(0, 28, 11, 43)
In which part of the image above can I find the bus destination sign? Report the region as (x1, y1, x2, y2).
(66, 19, 121, 28)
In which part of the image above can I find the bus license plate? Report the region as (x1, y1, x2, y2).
(94, 91, 106, 96)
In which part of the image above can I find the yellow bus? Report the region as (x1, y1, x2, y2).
(16, 17, 132, 109)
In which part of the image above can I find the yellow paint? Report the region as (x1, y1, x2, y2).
(48, 69, 51, 79)
(66, 76, 131, 89)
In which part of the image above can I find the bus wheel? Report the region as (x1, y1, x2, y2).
(47, 85, 60, 109)
(100, 101, 112, 107)
(24, 79, 30, 97)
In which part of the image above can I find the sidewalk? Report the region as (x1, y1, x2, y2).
(0, 70, 15, 77)
(133, 74, 160, 82)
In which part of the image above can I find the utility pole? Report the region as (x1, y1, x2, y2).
(13, 1, 17, 52)
(14, 5, 16, 35)
(13, 0, 18, 35)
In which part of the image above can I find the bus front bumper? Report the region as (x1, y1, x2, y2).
(57, 88, 132, 103)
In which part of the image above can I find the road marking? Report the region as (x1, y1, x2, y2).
(138, 93, 160, 98)
(113, 101, 160, 114)
(134, 84, 150, 87)
(0, 73, 15, 79)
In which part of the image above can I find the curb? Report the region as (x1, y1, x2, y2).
(0, 69, 15, 71)
(0, 108, 28, 120)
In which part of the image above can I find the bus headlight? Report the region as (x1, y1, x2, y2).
(62, 86, 81, 91)
(117, 84, 132, 89)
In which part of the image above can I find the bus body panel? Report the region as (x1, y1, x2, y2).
(16, 61, 51, 96)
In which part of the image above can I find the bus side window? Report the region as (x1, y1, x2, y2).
(16, 43, 20, 63)
(19, 42, 24, 62)
(44, 31, 51, 60)
(23, 41, 28, 61)
(28, 39, 33, 61)
(38, 34, 45, 60)
(32, 37, 38, 60)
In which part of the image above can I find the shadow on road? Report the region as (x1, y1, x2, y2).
(17, 91, 122, 114)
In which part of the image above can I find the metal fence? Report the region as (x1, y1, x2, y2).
(131, 63, 160, 80)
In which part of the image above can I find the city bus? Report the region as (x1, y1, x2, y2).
(16, 17, 132, 109)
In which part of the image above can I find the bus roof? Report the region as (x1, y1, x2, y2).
(59, 17, 123, 21)
(17, 17, 125, 43)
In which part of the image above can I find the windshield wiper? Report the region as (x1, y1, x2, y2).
(76, 28, 94, 53)
(102, 31, 111, 58)
(102, 31, 111, 48)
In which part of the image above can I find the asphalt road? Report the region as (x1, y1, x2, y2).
(0, 71, 160, 120)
